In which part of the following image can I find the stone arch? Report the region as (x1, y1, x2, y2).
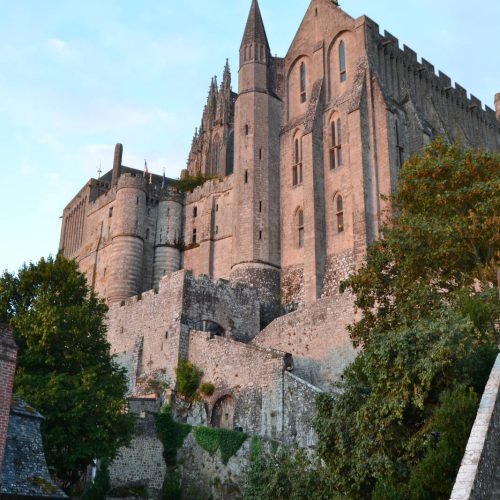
(194, 319, 225, 338)
(211, 395, 235, 429)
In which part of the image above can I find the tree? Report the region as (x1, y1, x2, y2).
(0, 255, 134, 492)
(314, 140, 500, 498)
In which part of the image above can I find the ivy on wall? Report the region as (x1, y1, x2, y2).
(193, 427, 248, 465)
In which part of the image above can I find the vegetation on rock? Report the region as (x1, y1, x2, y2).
(193, 426, 248, 465)
(176, 172, 216, 193)
(0, 255, 134, 492)
(175, 360, 202, 400)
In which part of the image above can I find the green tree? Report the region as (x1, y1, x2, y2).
(0, 255, 134, 492)
(315, 140, 500, 498)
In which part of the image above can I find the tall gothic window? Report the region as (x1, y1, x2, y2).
(329, 121, 336, 169)
(212, 137, 221, 175)
(335, 195, 344, 233)
(300, 62, 307, 103)
(292, 138, 303, 186)
(337, 119, 343, 166)
(297, 209, 305, 248)
(330, 119, 343, 168)
(339, 41, 347, 82)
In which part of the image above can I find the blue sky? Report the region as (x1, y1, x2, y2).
(0, 0, 498, 274)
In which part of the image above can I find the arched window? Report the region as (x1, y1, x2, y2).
(300, 62, 307, 103)
(329, 118, 343, 168)
(297, 209, 305, 248)
(337, 118, 343, 166)
(292, 138, 303, 186)
(339, 41, 347, 82)
(329, 121, 336, 169)
(335, 195, 344, 233)
(212, 137, 221, 175)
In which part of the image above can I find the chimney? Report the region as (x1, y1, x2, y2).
(495, 93, 500, 121)
(0, 324, 17, 470)
(112, 143, 123, 187)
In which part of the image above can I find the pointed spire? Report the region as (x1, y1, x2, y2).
(221, 59, 231, 90)
(241, 0, 270, 50)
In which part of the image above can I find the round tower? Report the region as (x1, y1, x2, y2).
(107, 174, 146, 303)
(495, 93, 500, 120)
(152, 189, 183, 288)
(231, 0, 281, 327)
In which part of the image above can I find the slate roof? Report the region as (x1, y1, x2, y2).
(241, 0, 270, 50)
(0, 396, 67, 498)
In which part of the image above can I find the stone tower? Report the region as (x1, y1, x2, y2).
(231, 0, 281, 325)
(107, 174, 147, 303)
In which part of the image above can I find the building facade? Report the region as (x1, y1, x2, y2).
(59, 0, 500, 441)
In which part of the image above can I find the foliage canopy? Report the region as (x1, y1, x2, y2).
(0, 255, 134, 491)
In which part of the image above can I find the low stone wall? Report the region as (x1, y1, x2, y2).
(450, 354, 500, 499)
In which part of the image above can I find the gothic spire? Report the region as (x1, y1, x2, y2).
(240, 0, 270, 51)
(221, 59, 231, 90)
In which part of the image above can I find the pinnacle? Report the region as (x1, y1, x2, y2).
(241, 0, 270, 50)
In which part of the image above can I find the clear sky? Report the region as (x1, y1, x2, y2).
(0, 0, 498, 274)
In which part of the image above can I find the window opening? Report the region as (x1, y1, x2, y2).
(192, 228, 197, 244)
(109, 207, 113, 218)
(193, 206, 197, 218)
(300, 62, 307, 103)
(292, 138, 303, 186)
(336, 195, 344, 233)
(339, 41, 347, 82)
(298, 210, 305, 248)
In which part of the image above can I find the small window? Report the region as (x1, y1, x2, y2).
(297, 209, 305, 248)
(193, 206, 198, 218)
(292, 138, 303, 186)
(339, 41, 347, 82)
(216, 204, 219, 212)
(300, 62, 307, 102)
(136, 196, 139, 205)
(245, 170, 249, 184)
(259, 201, 262, 212)
(245, 124, 249, 135)
(259, 230, 262, 240)
(165, 331, 169, 339)
(259, 148, 262, 160)
(292, 165, 298, 186)
(192, 228, 197, 244)
(335, 195, 344, 233)
(329, 121, 336, 169)
(215, 225, 219, 234)
(146, 228, 150, 240)
(108, 207, 113, 218)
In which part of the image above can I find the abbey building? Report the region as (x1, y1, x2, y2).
(59, 0, 500, 449)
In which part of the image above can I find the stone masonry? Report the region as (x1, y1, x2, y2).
(0, 324, 17, 471)
(59, 0, 500, 494)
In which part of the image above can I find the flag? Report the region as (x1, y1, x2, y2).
(162, 168, 166, 189)
(144, 160, 149, 177)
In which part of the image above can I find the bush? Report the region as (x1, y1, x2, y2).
(175, 361, 202, 400)
(176, 172, 215, 193)
(200, 382, 215, 396)
(154, 406, 191, 466)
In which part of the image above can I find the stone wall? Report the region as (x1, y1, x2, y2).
(0, 324, 17, 470)
(108, 399, 165, 499)
(107, 270, 262, 390)
(253, 291, 358, 390)
(450, 354, 500, 500)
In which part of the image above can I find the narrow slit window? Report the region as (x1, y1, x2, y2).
(192, 228, 197, 244)
(259, 230, 262, 240)
(193, 206, 198, 218)
(298, 210, 305, 248)
(300, 62, 307, 103)
(336, 195, 344, 233)
(259, 201, 262, 212)
(337, 119, 343, 166)
(245, 170, 249, 184)
(245, 124, 249, 136)
(339, 41, 347, 82)
(259, 148, 262, 160)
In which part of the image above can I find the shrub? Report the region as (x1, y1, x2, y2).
(200, 382, 215, 396)
(175, 361, 202, 400)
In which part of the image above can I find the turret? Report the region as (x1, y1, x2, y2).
(111, 143, 123, 187)
(231, 0, 281, 327)
(107, 174, 146, 303)
(152, 189, 183, 289)
(495, 93, 500, 121)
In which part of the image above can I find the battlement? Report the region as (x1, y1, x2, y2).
(185, 174, 234, 204)
(117, 172, 148, 191)
(361, 15, 499, 127)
